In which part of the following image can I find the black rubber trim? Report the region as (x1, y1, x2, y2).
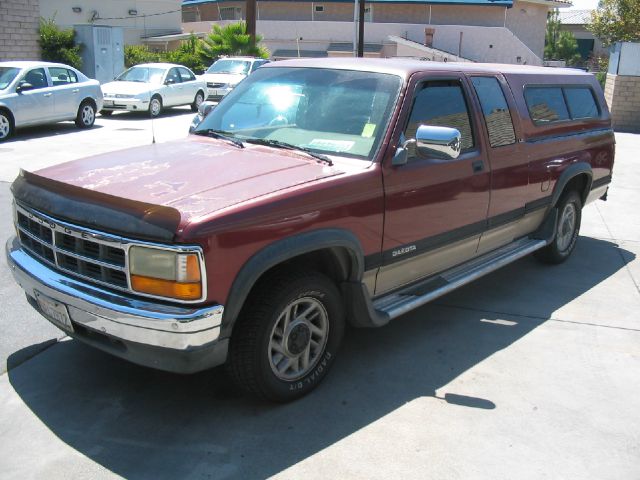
(550, 162, 593, 207)
(525, 196, 552, 213)
(342, 281, 390, 328)
(11, 170, 180, 242)
(221, 229, 365, 338)
(590, 175, 612, 190)
(524, 127, 613, 145)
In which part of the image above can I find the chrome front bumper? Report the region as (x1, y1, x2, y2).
(6, 236, 227, 373)
(102, 98, 148, 111)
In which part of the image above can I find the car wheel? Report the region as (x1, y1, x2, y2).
(191, 91, 204, 112)
(0, 111, 12, 142)
(535, 190, 582, 264)
(100, 110, 113, 117)
(227, 271, 345, 402)
(75, 101, 96, 129)
(149, 96, 162, 118)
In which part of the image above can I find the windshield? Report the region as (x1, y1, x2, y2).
(116, 66, 165, 84)
(195, 67, 402, 160)
(0, 67, 20, 90)
(206, 59, 251, 75)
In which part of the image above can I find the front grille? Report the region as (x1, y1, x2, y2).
(207, 82, 225, 88)
(15, 206, 128, 291)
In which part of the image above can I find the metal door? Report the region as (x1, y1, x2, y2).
(13, 68, 55, 125)
(93, 27, 113, 84)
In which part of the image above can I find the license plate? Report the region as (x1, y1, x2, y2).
(103, 100, 114, 106)
(35, 291, 73, 332)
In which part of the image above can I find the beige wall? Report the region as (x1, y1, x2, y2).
(605, 74, 640, 133)
(0, 0, 40, 60)
(562, 24, 608, 57)
(430, 5, 504, 26)
(41, 0, 182, 45)
(505, 1, 548, 59)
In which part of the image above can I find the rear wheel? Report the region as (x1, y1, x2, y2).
(0, 110, 12, 141)
(191, 91, 204, 112)
(149, 96, 163, 118)
(75, 100, 96, 128)
(535, 190, 582, 264)
(227, 271, 345, 402)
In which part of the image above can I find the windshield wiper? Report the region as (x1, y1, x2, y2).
(194, 129, 244, 148)
(245, 138, 333, 166)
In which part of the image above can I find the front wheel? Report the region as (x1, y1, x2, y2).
(149, 96, 162, 118)
(535, 190, 582, 264)
(75, 101, 96, 128)
(0, 111, 12, 141)
(227, 271, 345, 402)
(191, 91, 204, 112)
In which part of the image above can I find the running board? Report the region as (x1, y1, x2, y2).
(372, 238, 547, 320)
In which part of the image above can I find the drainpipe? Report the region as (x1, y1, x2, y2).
(353, 0, 358, 56)
(357, 0, 365, 57)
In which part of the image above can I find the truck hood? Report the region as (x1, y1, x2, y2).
(34, 136, 344, 225)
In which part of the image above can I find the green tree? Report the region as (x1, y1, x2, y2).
(124, 45, 162, 68)
(589, 0, 640, 46)
(165, 33, 207, 74)
(544, 10, 582, 66)
(197, 22, 269, 66)
(38, 17, 82, 69)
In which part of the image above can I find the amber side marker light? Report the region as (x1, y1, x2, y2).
(129, 246, 203, 301)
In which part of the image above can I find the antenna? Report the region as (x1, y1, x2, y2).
(143, 13, 156, 144)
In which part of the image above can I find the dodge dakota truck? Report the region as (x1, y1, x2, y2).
(6, 59, 614, 401)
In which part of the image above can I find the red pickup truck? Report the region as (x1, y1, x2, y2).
(6, 59, 614, 401)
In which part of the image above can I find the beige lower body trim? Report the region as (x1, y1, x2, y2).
(476, 209, 546, 256)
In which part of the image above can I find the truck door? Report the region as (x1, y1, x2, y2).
(377, 73, 491, 296)
(466, 75, 537, 255)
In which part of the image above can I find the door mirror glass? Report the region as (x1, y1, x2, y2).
(165, 78, 175, 85)
(16, 82, 34, 93)
(415, 125, 461, 160)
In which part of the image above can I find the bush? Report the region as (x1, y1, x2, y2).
(124, 45, 162, 68)
(38, 17, 82, 69)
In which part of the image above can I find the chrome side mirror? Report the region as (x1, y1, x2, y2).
(415, 125, 461, 160)
(198, 100, 216, 118)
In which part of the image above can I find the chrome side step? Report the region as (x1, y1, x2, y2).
(372, 238, 547, 320)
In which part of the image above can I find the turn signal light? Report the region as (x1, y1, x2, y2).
(131, 275, 202, 301)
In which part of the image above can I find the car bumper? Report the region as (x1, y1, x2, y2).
(5, 236, 227, 373)
(206, 88, 233, 101)
(102, 98, 149, 112)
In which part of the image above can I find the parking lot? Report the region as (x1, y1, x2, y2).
(0, 113, 639, 479)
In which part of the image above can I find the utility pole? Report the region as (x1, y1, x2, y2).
(246, 0, 257, 42)
(357, 0, 365, 57)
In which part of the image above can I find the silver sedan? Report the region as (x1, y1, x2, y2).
(0, 61, 104, 142)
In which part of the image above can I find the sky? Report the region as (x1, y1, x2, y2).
(567, 0, 599, 10)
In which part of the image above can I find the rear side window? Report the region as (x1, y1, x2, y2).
(525, 87, 570, 124)
(564, 88, 599, 119)
(525, 85, 600, 124)
(470, 76, 516, 147)
(405, 80, 475, 155)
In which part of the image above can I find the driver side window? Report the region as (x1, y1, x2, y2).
(21, 68, 48, 90)
(166, 68, 181, 84)
(404, 80, 474, 159)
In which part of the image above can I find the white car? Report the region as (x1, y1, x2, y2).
(101, 63, 206, 118)
(202, 57, 269, 101)
(0, 61, 103, 142)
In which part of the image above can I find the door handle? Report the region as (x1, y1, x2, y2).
(472, 160, 484, 173)
(43, 93, 53, 97)
(72, 89, 79, 93)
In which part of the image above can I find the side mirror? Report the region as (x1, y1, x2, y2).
(415, 125, 461, 160)
(165, 78, 176, 85)
(16, 82, 34, 93)
(198, 100, 216, 118)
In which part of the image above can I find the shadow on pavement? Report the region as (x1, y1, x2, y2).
(99, 107, 194, 121)
(7, 236, 634, 479)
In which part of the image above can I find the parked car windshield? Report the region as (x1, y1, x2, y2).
(196, 67, 402, 160)
(0, 67, 20, 90)
(206, 59, 251, 75)
(116, 66, 165, 84)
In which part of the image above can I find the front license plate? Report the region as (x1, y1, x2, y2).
(103, 100, 114, 106)
(35, 291, 73, 332)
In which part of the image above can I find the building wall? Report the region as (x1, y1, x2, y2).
(562, 24, 608, 57)
(605, 74, 640, 132)
(0, 0, 40, 60)
(40, 0, 182, 45)
(505, 0, 548, 59)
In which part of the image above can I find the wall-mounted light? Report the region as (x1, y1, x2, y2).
(128, 9, 138, 16)
(72, 6, 82, 13)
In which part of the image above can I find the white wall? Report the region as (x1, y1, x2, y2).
(41, 0, 182, 44)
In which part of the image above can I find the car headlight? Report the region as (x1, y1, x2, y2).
(129, 246, 203, 301)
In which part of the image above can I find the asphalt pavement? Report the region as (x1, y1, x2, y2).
(0, 113, 638, 479)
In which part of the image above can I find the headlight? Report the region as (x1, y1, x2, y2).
(129, 246, 203, 301)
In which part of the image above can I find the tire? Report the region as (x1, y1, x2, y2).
(191, 91, 204, 112)
(535, 190, 582, 264)
(0, 110, 12, 142)
(149, 96, 162, 118)
(100, 110, 113, 117)
(75, 100, 96, 129)
(227, 271, 345, 402)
